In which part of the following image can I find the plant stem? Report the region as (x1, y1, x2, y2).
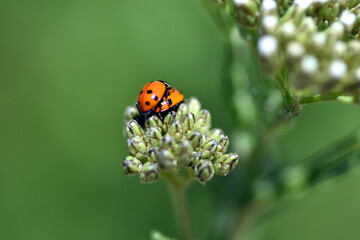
(165, 174, 193, 240)
(299, 93, 354, 105)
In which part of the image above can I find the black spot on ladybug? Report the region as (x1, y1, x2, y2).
(145, 101, 150, 105)
(140, 90, 143, 94)
(147, 90, 153, 94)
(168, 99, 173, 105)
(165, 92, 170, 97)
(153, 95, 159, 101)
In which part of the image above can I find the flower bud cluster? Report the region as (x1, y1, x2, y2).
(122, 98, 239, 184)
(230, 0, 360, 101)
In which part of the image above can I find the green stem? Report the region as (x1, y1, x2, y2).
(165, 173, 193, 240)
(275, 71, 294, 107)
(299, 93, 354, 105)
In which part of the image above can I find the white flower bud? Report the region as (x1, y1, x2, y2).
(258, 35, 278, 57)
(332, 41, 347, 57)
(294, 0, 313, 9)
(300, 55, 319, 75)
(329, 59, 347, 79)
(261, 0, 277, 11)
(312, 32, 327, 48)
(279, 21, 296, 39)
(340, 10, 356, 30)
(261, 15, 279, 33)
(328, 22, 345, 39)
(286, 41, 305, 59)
(233, 0, 248, 6)
(299, 17, 316, 33)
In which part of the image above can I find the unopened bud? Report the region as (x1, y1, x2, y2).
(145, 115, 162, 129)
(286, 41, 305, 59)
(210, 128, 224, 140)
(261, 15, 279, 34)
(124, 106, 139, 121)
(261, 0, 277, 14)
(160, 134, 175, 150)
(195, 160, 214, 184)
(340, 10, 356, 31)
(279, 21, 296, 39)
(186, 131, 202, 149)
(187, 98, 201, 118)
(217, 135, 230, 153)
(126, 120, 145, 138)
(157, 149, 178, 171)
(148, 147, 158, 162)
(329, 59, 347, 79)
(168, 120, 183, 141)
(140, 162, 159, 183)
(327, 22, 345, 39)
(258, 35, 278, 57)
(182, 113, 195, 133)
(122, 156, 142, 175)
(214, 153, 239, 176)
(332, 41, 347, 57)
(127, 136, 147, 160)
(177, 103, 188, 119)
(194, 110, 211, 131)
(175, 140, 193, 166)
(201, 139, 218, 159)
(146, 127, 162, 147)
(163, 111, 176, 132)
(300, 55, 319, 75)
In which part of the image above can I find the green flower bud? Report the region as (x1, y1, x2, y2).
(127, 136, 147, 160)
(163, 111, 176, 132)
(140, 162, 159, 183)
(187, 98, 201, 118)
(124, 106, 139, 121)
(177, 103, 188, 119)
(186, 131, 202, 149)
(217, 135, 230, 153)
(210, 128, 224, 140)
(194, 110, 211, 132)
(201, 139, 218, 159)
(157, 149, 178, 171)
(168, 120, 183, 142)
(125, 120, 145, 138)
(148, 147, 158, 162)
(122, 156, 142, 175)
(160, 134, 175, 150)
(214, 153, 239, 176)
(195, 160, 214, 184)
(145, 115, 163, 129)
(146, 127, 163, 147)
(182, 112, 195, 133)
(190, 152, 202, 167)
(174, 140, 193, 166)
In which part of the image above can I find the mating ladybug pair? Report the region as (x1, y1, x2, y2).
(136, 81, 184, 121)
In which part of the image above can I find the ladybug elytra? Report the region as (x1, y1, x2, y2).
(136, 81, 184, 119)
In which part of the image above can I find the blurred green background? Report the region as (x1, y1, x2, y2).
(1, 0, 360, 239)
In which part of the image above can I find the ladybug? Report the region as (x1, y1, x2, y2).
(136, 80, 184, 120)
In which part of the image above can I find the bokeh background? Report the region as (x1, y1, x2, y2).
(1, 0, 360, 239)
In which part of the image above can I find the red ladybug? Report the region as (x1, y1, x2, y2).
(136, 81, 184, 119)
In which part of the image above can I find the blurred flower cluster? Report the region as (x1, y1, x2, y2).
(231, 0, 360, 103)
(122, 98, 239, 184)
